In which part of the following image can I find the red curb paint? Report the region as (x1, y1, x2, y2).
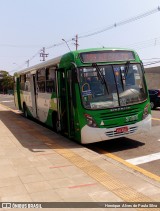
(36, 153, 55, 156)
(68, 183, 97, 189)
(49, 165, 72, 169)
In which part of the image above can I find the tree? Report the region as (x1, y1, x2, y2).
(0, 70, 14, 94)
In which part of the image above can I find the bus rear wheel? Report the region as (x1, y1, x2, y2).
(23, 104, 28, 118)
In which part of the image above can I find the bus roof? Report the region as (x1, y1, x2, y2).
(17, 55, 62, 75)
(16, 47, 139, 75)
(73, 47, 136, 54)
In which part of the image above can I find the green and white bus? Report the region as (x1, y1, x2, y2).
(14, 48, 151, 144)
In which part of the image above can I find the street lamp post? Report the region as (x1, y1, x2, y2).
(62, 39, 71, 52)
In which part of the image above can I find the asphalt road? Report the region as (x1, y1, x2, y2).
(0, 94, 16, 110)
(0, 94, 160, 177)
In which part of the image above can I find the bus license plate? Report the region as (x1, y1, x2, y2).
(116, 126, 128, 133)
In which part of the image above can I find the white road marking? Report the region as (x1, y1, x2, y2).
(158, 139, 160, 142)
(0, 100, 14, 103)
(126, 152, 160, 165)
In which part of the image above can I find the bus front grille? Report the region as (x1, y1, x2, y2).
(99, 108, 140, 120)
(98, 107, 141, 128)
(105, 126, 138, 137)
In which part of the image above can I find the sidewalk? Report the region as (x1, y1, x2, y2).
(0, 104, 160, 211)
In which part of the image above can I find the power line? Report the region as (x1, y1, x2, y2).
(0, 44, 42, 48)
(9, 62, 27, 74)
(143, 58, 160, 61)
(8, 50, 41, 73)
(9, 6, 160, 73)
(78, 6, 160, 39)
(123, 37, 160, 50)
(45, 6, 160, 50)
(28, 49, 41, 61)
(143, 60, 160, 66)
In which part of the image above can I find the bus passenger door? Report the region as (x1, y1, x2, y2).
(67, 69, 76, 137)
(59, 70, 68, 135)
(14, 77, 22, 110)
(30, 74, 37, 118)
(59, 69, 75, 137)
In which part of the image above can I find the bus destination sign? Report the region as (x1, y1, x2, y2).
(80, 51, 135, 63)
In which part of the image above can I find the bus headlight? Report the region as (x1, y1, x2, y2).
(143, 104, 149, 119)
(84, 114, 97, 127)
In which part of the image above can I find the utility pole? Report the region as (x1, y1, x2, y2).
(26, 60, 29, 67)
(72, 34, 79, 50)
(40, 47, 49, 61)
(75, 34, 78, 50)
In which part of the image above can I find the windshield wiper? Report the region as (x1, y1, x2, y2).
(92, 63, 109, 95)
(119, 67, 125, 91)
(124, 61, 130, 78)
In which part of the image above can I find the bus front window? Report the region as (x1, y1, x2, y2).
(78, 64, 147, 110)
(78, 66, 119, 109)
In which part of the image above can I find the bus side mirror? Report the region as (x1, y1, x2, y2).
(141, 62, 145, 73)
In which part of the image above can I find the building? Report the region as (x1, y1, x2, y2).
(145, 66, 160, 89)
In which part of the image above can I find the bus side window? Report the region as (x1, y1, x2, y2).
(20, 74, 26, 90)
(24, 73, 30, 91)
(46, 67, 56, 93)
(37, 68, 46, 93)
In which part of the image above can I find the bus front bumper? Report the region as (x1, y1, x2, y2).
(81, 114, 151, 144)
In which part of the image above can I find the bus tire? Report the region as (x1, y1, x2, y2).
(23, 103, 28, 118)
(52, 112, 58, 132)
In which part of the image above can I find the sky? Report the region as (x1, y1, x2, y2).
(0, 0, 160, 75)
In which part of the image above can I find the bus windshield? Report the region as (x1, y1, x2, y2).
(78, 64, 147, 109)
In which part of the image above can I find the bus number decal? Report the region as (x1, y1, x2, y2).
(125, 114, 138, 122)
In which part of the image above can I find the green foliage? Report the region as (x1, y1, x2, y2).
(14, 72, 18, 77)
(0, 70, 14, 93)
